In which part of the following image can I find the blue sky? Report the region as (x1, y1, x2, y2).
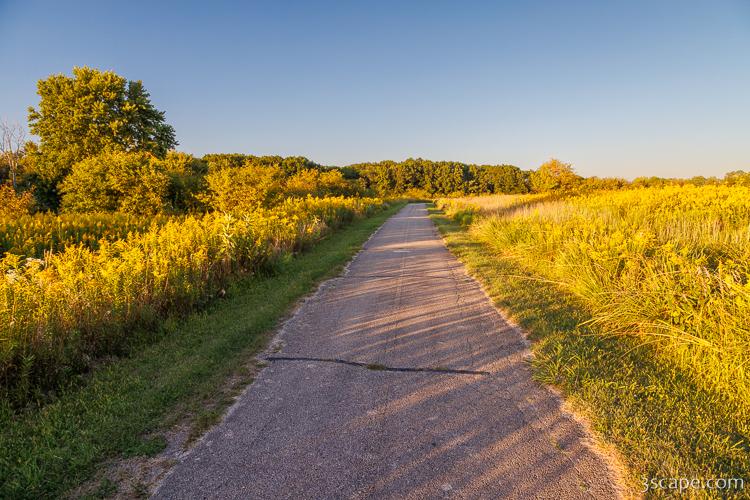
(1, 0, 748, 178)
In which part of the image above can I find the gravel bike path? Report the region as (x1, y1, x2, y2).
(154, 203, 622, 499)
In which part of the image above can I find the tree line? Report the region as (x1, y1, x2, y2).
(2, 66, 750, 217)
(349, 160, 530, 196)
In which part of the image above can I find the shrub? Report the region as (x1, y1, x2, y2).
(60, 151, 170, 214)
(0, 185, 33, 218)
(159, 152, 207, 212)
(284, 169, 356, 198)
(201, 164, 283, 213)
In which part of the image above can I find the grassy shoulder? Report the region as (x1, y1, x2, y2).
(429, 207, 749, 498)
(0, 202, 405, 499)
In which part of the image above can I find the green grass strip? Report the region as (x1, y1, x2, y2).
(0, 202, 405, 499)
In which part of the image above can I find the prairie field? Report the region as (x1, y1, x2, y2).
(0, 196, 385, 407)
(439, 185, 750, 401)
(3, 3, 749, 495)
(435, 185, 750, 487)
(0, 203, 403, 498)
(0, 212, 175, 258)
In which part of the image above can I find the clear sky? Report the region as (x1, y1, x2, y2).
(1, 0, 748, 178)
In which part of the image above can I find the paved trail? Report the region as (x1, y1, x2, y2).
(155, 204, 622, 499)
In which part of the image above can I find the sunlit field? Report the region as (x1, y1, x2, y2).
(0, 196, 384, 406)
(439, 186, 750, 403)
(433, 186, 750, 490)
(3, 1, 749, 495)
(2, 62, 749, 497)
(0, 212, 176, 257)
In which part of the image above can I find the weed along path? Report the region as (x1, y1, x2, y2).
(154, 204, 622, 499)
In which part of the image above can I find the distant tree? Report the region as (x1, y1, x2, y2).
(27, 67, 176, 209)
(276, 156, 321, 176)
(687, 175, 720, 187)
(202, 154, 324, 177)
(60, 151, 170, 214)
(0, 119, 26, 189)
(203, 153, 249, 172)
(348, 159, 527, 195)
(350, 161, 395, 195)
(723, 170, 750, 187)
(337, 166, 360, 180)
(632, 176, 670, 188)
(473, 164, 530, 194)
(530, 158, 581, 192)
(580, 176, 627, 191)
(283, 169, 355, 197)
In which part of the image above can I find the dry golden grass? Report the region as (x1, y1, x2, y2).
(438, 186, 750, 403)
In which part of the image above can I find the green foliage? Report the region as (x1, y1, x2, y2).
(200, 155, 363, 211)
(160, 152, 208, 212)
(285, 169, 359, 197)
(0, 153, 8, 186)
(578, 176, 627, 191)
(468, 164, 530, 194)
(60, 151, 170, 215)
(26, 67, 176, 209)
(202, 153, 249, 171)
(202, 153, 322, 176)
(41, 148, 370, 216)
(630, 173, 740, 189)
(350, 158, 530, 196)
(201, 155, 530, 198)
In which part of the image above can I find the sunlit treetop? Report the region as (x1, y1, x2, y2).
(27, 66, 177, 182)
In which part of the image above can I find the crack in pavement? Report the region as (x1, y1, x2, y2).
(263, 356, 490, 376)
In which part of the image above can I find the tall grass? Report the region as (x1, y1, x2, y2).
(438, 186, 750, 403)
(1, 196, 385, 406)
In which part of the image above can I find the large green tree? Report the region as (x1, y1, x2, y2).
(27, 67, 177, 209)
